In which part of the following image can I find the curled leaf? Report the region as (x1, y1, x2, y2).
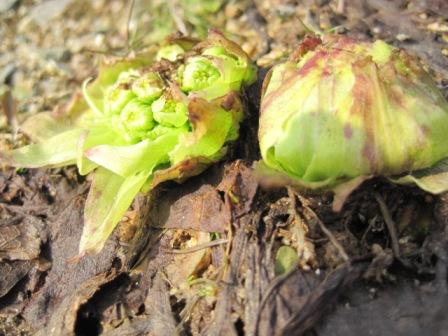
(85, 129, 184, 177)
(393, 173, 448, 194)
(76, 127, 119, 175)
(391, 158, 448, 194)
(169, 96, 233, 164)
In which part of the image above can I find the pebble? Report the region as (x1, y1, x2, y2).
(27, 0, 72, 27)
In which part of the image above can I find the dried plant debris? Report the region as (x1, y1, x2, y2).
(1, 1, 448, 336)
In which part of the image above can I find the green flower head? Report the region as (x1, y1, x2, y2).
(131, 71, 164, 102)
(179, 30, 256, 100)
(156, 44, 185, 62)
(119, 98, 155, 143)
(152, 95, 189, 128)
(181, 57, 221, 92)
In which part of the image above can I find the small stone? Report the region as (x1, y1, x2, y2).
(396, 33, 411, 42)
(372, 26, 382, 34)
(27, 0, 72, 27)
(427, 21, 448, 33)
(225, 3, 242, 18)
(0, 0, 18, 13)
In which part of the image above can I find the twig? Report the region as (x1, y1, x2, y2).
(254, 268, 299, 336)
(177, 294, 201, 333)
(163, 238, 228, 254)
(224, 192, 234, 258)
(126, 0, 136, 51)
(0, 203, 49, 214)
(280, 261, 364, 335)
(297, 194, 349, 262)
(314, 213, 349, 262)
(360, 217, 375, 246)
(336, 0, 346, 14)
(287, 187, 316, 268)
(287, 186, 298, 213)
(169, 1, 188, 36)
(304, 9, 324, 35)
(1, 89, 18, 141)
(374, 193, 400, 258)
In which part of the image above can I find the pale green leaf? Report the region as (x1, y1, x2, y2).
(85, 130, 183, 177)
(76, 127, 119, 175)
(77, 131, 98, 175)
(393, 173, 448, 194)
(20, 112, 73, 142)
(391, 158, 448, 194)
(2, 128, 83, 168)
(79, 167, 151, 254)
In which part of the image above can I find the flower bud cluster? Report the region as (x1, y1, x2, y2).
(259, 35, 448, 189)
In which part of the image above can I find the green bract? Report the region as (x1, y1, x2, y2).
(156, 44, 185, 62)
(259, 34, 448, 195)
(152, 96, 189, 127)
(179, 33, 256, 100)
(2, 31, 255, 255)
(131, 71, 164, 102)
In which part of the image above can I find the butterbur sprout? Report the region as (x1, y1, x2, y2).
(156, 44, 185, 62)
(2, 31, 255, 255)
(258, 34, 448, 207)
(179, 36, 256, 100)
(105, 71, 138, 115)
(181, 57, 221, 92)
(131, 71, 164, 102)
(119, 98, 155, 143)
(152, 96, 189, 128)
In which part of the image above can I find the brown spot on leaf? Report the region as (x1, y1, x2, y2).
(350, 74, 372, 116)
(220, 91, 237, 111)
(84, 147, 98, 158)
(388, 86, 405, 108)
(261, 71, 295, 114)
(151, 157, 212, 188)
(297, 50, 327, 77)
(344, 123, 353, 139)
(187, 97, 205, 127)
(420, 124, 430, 136)
(362, 141, 377, 169)
(118, 82, 131, 90)
(289, 35, 322, 62)
(326, 34, 359, 49)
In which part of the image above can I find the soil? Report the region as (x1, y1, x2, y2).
(1, 1, 448, 335)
